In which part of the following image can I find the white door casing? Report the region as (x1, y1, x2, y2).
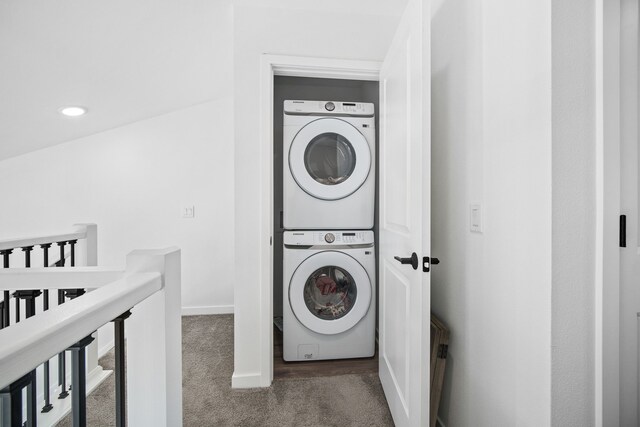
(253, 55, 381, 389)
(378, 0, 431, 426)
(619, 0, 639, 423)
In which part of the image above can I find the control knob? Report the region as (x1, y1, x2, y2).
(324, 233, 335, 243)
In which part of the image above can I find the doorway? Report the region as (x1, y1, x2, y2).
(254, 55, 381, 387)
(271, 76, 380, 377)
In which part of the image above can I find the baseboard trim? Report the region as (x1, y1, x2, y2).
(182, 305, 234, 316)
(231, 371, 266, 389)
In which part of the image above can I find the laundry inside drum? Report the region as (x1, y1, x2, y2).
(304, 265, 357, 320)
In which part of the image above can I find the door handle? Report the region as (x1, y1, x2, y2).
(423, 256, 440, 273)
(394, 253, 419, 270)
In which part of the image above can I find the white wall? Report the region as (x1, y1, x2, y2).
(431, 0, 553, 425)
(0, 99, 235, 317)
(232, 2, 400, 386)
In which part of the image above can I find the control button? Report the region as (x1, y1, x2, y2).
(325, 233, 335, 243)
(325, 102, 335, 111)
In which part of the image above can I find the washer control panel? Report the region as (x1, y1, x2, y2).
(284, 230, 374, 246)
(284, 100, 374, 117)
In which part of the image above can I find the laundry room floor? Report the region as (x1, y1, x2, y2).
(273, 326, 379, 380)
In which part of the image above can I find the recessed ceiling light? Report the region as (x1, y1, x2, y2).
(59, 106, 87, 117)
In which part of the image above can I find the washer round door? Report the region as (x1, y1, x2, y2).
(289, 118, 371, 201)
(289, 251, 372, 335)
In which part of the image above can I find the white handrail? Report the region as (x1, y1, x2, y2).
(0, 230, 87, 251)
(0, 272, 161, 388)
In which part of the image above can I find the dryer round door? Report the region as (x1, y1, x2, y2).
(289, 118, 371, 201)
(289, 250, 372, 335)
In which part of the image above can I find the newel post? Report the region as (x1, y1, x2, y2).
(73, 223, 97, 267)
(72, 224, 100, 384)
(124, 248, 182, 427)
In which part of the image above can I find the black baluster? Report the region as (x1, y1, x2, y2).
(13, 290, 40, 319)
(40, 243, 53, 413)
(0, 371, 37, 427)
(65, 240, 85, 300)
(64, 285, 85, 307)
(69, 240, 76, 267)
(41, 243, 51, 310)
(27, 369, 37, 426)
(14, 291, 19, 323)
(57, 241, 69, 399)
(112, 310, 131, 427)
(1, 249, 12, 328)
(57, 242, 66, 308)
(64, 288, 86, 299)
(7, 247, 40, 424)
(68, 335, 94, 427)
(13, 246, 36, 323)
(23, 245, 32, 267)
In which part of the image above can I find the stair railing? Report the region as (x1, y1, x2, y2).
(0, 240, 182, 426)
(0, 223, 102, 425)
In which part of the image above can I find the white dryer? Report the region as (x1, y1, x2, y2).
(283, 100, 376, 230)
(283, 230, 376, 361)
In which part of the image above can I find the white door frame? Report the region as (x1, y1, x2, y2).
(258, 54, 381, 384)
(597, 0, 622, 425)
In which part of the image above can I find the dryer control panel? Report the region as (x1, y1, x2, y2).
(284, 230, 374, 246)
(284, 100, 374, 117)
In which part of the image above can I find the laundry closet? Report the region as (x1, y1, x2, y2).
(272, 76, 380, 374)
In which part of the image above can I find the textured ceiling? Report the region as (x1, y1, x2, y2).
(0, 0, 406, 161)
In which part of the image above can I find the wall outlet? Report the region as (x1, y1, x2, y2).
(182, 206, 195, 219)
(470, 204, 482, 233)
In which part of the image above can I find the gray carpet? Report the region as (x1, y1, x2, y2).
(58, 315, 394, 426)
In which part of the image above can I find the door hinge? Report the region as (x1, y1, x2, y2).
(620, 214, 627, 248)
(437, 344, 448, 359)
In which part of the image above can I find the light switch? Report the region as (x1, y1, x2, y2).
(470, 204, 482, 233)
(182, 206, 195, 219)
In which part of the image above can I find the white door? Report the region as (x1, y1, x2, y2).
(378, 0, 431, 426)
(619, 0, 639, 423)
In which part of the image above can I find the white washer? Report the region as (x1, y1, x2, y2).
(283, 230, 376, 361)
(283, 100, 376, 230)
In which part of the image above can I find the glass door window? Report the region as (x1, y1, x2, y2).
(304, 133, 356, 186)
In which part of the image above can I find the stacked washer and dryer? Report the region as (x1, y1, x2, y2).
(282, 100, 377, 361)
